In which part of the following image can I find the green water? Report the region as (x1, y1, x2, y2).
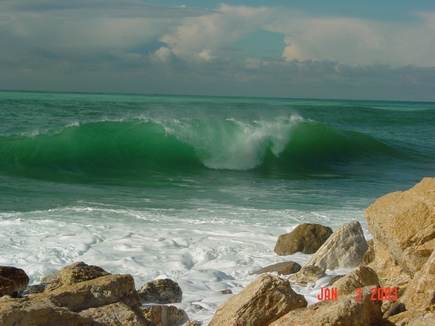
(0, 91, 434, 215)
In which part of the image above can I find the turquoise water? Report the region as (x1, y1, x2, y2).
(0, 91, 434, 323)
(1, 91, 433, 213)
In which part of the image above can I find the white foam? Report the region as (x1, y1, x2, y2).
(0, 206, 367, 325)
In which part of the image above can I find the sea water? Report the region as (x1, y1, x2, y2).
(1, 91, 434, 324)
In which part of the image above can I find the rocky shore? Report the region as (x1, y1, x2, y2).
(1, 177, 434, 325)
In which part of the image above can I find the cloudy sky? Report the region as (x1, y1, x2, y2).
(1, 0, 435, 100)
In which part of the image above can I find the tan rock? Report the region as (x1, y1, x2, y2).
(142, 305, 188, 326)
(81, 302, 154, 326)
(367, 240, 411, 289)
(400, 246, 435, 312)
(0, 296, 100, 326)
(387, 306, 435, 326)
(365, 177, 435, 278)
(289, 265, 326, 287)
(250, 261, 301, 275)
(304, 221, 368, 270)
(0, 262, 157, 326)
(0, 266, 29, 297)
(209, 274, 307, 326)
(333, 265, 380, 295)
(270, 286, 383, 326)
(138, 279, 183, 304)
(180, 321, 201, 326)
(44, 273, 142, 312)
(41, 261, 110, 291)
(362, 239, 375, 265)
(274, 223, 333, 255)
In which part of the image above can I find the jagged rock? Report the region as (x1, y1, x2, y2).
(216, 289, 232, 295)
(138, 279, 183, 304)
(333, 265, 380, 295)
(289, 265, 326, 287)
(0, 266, 30, 297)
(274, 223, 333, 255)
(20, 284, 48, 297)
(81, 302, 154, 326)
(362, 239, 375, 265)
(43, 273, 142, 312)
(327, 275, 345, 287)
(0, 262, 148, 326)
(250, 261, 301, 275)
(274, 223, 332, 256)
(365, 177, 435, 278)
(180, 321, 201, 326)
(142, 305, 188, 326)
(387, 306, 435, 326)
(181, 322, 200, 326)
(270, 286, 383, 326)
(399, 245, 435, 312)
(367, 241, 411, 288)
(209, 274, 307, 326)
(0, 296, 100, 326)
(304, 221, 368, 270)
(41, 261, 110, 291)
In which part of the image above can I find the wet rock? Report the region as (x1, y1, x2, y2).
(0, 266, 29, 298)
(250, 261, 301, 275)
(138, 279, 183, 304)
(289, 265, 326, 287)
(274, 223, 333, 256)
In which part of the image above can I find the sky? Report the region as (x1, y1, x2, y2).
(1, 0, 435, 101)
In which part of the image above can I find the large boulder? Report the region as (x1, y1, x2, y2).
(43, 273, 142, 312)
(209, 274, 307, 326)
(365, 177, 435, 278)
(138, 279, 182, 304)
(41, 261, 109, 291)
(366, 241, 411, 288)
(0, 262, 152, 326)
(387, 307, 435, 326)
(304, 221, 368, 270)
(270, 286, 383, 326)
(274, 223, 333, 256)
(0, 266, 29, 297)
(399, 246, 435, 312)
(0, 296, 100, 326)
(251, 261, 301, 275)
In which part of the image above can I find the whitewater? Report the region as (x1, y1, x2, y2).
(1, 91, 434, 324)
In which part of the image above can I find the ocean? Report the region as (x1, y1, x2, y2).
(1, 91, 434, 323)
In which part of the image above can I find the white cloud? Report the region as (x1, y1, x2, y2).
(159, 4, 278, 58)
(267, 11, 435, 66)
(196, 49, 217, 62)
(152, 47, 175, 63)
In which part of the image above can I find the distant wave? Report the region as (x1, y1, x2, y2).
(0, 116, 414, 181)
